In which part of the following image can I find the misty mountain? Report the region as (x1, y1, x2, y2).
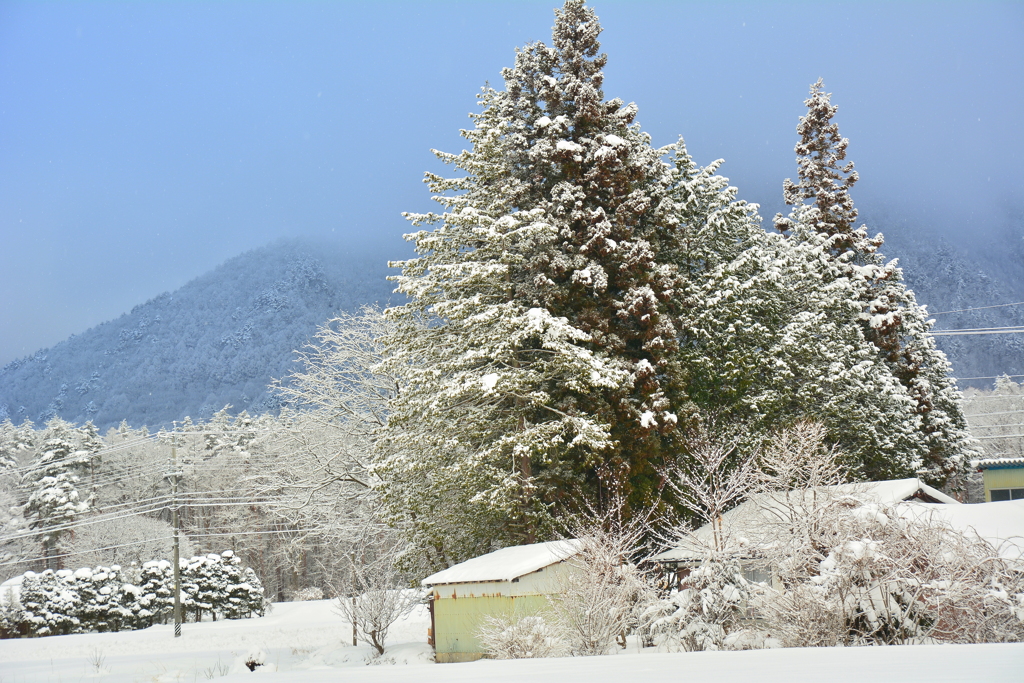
(0, 239, 397, 430)
(1, 223, 1021, 432)
(879, 216, 1024, 389)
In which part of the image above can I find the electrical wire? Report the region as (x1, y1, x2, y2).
(0, 526, 330, 569)
(930, 301, 1024, 316)
(955, 375, 1024, 381)
(0, 493, 277, 543)
(961, 395, 1024, 401)
(964, 409, 1024, 418)
(0, 535, 174, 569)
(931, 326, 1024, 336)
(967, 423, 1024, 430)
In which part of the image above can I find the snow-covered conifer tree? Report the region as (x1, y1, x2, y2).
(18, 569, 81, 636)
(130, 559, 174, 627)
(381, 0, 699, 564)
(774, 80, 975, 484)
(21, 418, 91, 568)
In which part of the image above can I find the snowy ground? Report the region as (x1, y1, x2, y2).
(1, 599, 1021, 683)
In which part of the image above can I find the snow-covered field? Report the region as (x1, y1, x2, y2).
(1, 599, 1021, 683)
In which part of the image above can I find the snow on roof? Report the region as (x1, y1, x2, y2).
(897, 499, 1024, 560)
(974, 457, 1024, 469)
(421, 540, 581, 586)
(838, 477, 960, 505)
(652, 478, 960, 564)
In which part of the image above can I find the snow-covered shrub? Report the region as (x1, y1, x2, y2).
(184, 554, 228, 622)
(293, 586, 324, 601)
(646, 552, 755, 652)
(219, 551, 266, 619)
(127, 559, 174, 628)
(753, 497, 1024, 646)
(2, 551, 265, 637)
(19, 569, 81, 636)
(178, 551, 265, 622)
(0, 578, 26, 638)
(72, 565, 131, 632)
(477, 613, 567, 659)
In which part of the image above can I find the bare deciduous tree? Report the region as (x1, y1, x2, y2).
(546, 495, 656, 656)
(330, 534, 419, 656)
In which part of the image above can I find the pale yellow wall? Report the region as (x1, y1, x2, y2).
(431, 561, 576, 662)
(433, 593, 551, 662)
(983, 467, 1024, 501)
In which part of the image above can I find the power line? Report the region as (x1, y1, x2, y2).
(961, 395, 1024, 401)
(0, 492, 276, 543)
(0, 535, 174, 569)
(0, 526, 330, 569)
(964, 409, 1024, 418)
(967, 423, 1024, 430)
(955, 375, 1024, 381)
(973, 434, 1024, 440)
(930, 301, 1024, 315)
(931, 326, 1024, 337)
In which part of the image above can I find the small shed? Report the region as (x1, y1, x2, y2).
(976, 457, 1024, 502)
(421, 539, 580, 663)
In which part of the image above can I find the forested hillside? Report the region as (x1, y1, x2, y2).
(0, 239, 396, 430)
(881, 219, 1024, 388)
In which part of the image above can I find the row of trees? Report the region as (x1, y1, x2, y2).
(0, 552, 265, 638)
(373, 0, 974, 570)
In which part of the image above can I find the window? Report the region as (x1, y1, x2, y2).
(990, 488, 1024, 501)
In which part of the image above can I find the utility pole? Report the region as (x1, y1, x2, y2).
(171, 442, 182, 638)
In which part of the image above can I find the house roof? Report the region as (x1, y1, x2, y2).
(898, 499, 1024, 560)
(975, 457, 1024, 469)
(421, 539, 581, 586)
(651, 478, 960, 565)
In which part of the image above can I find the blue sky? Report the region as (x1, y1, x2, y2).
(1, 1, 1022, 367)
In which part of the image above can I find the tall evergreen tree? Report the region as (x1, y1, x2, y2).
(22, 418, 91, 568)
(381, 0, 700, 566)
(774, 80, 976, 484)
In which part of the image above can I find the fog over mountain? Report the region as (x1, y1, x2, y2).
(2, 3, 1021, 371)
(0, 239, 396, 430)
(875, 210, 1024, 388)
(1, 224, 1021, 432)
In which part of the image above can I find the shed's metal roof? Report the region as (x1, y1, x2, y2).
(421, 539, 581, 586)
(975, 457, 1024, 469)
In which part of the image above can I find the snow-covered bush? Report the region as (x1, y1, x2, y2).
(0, 577, 27, 638)
(646, 552, 755, 652)
(219, 552, 267, 619)
(293, 586, 324, 601)
(72, 565, 132, 632)
(19, 569, 81, 636)
(180, 552, 266, 622)
(333, 545, 419, 656)
(127, 559, 175, 628)
(1, 551, 265, 637)
(753, 497, 1024, 646)
(477, 613, 567, 659)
